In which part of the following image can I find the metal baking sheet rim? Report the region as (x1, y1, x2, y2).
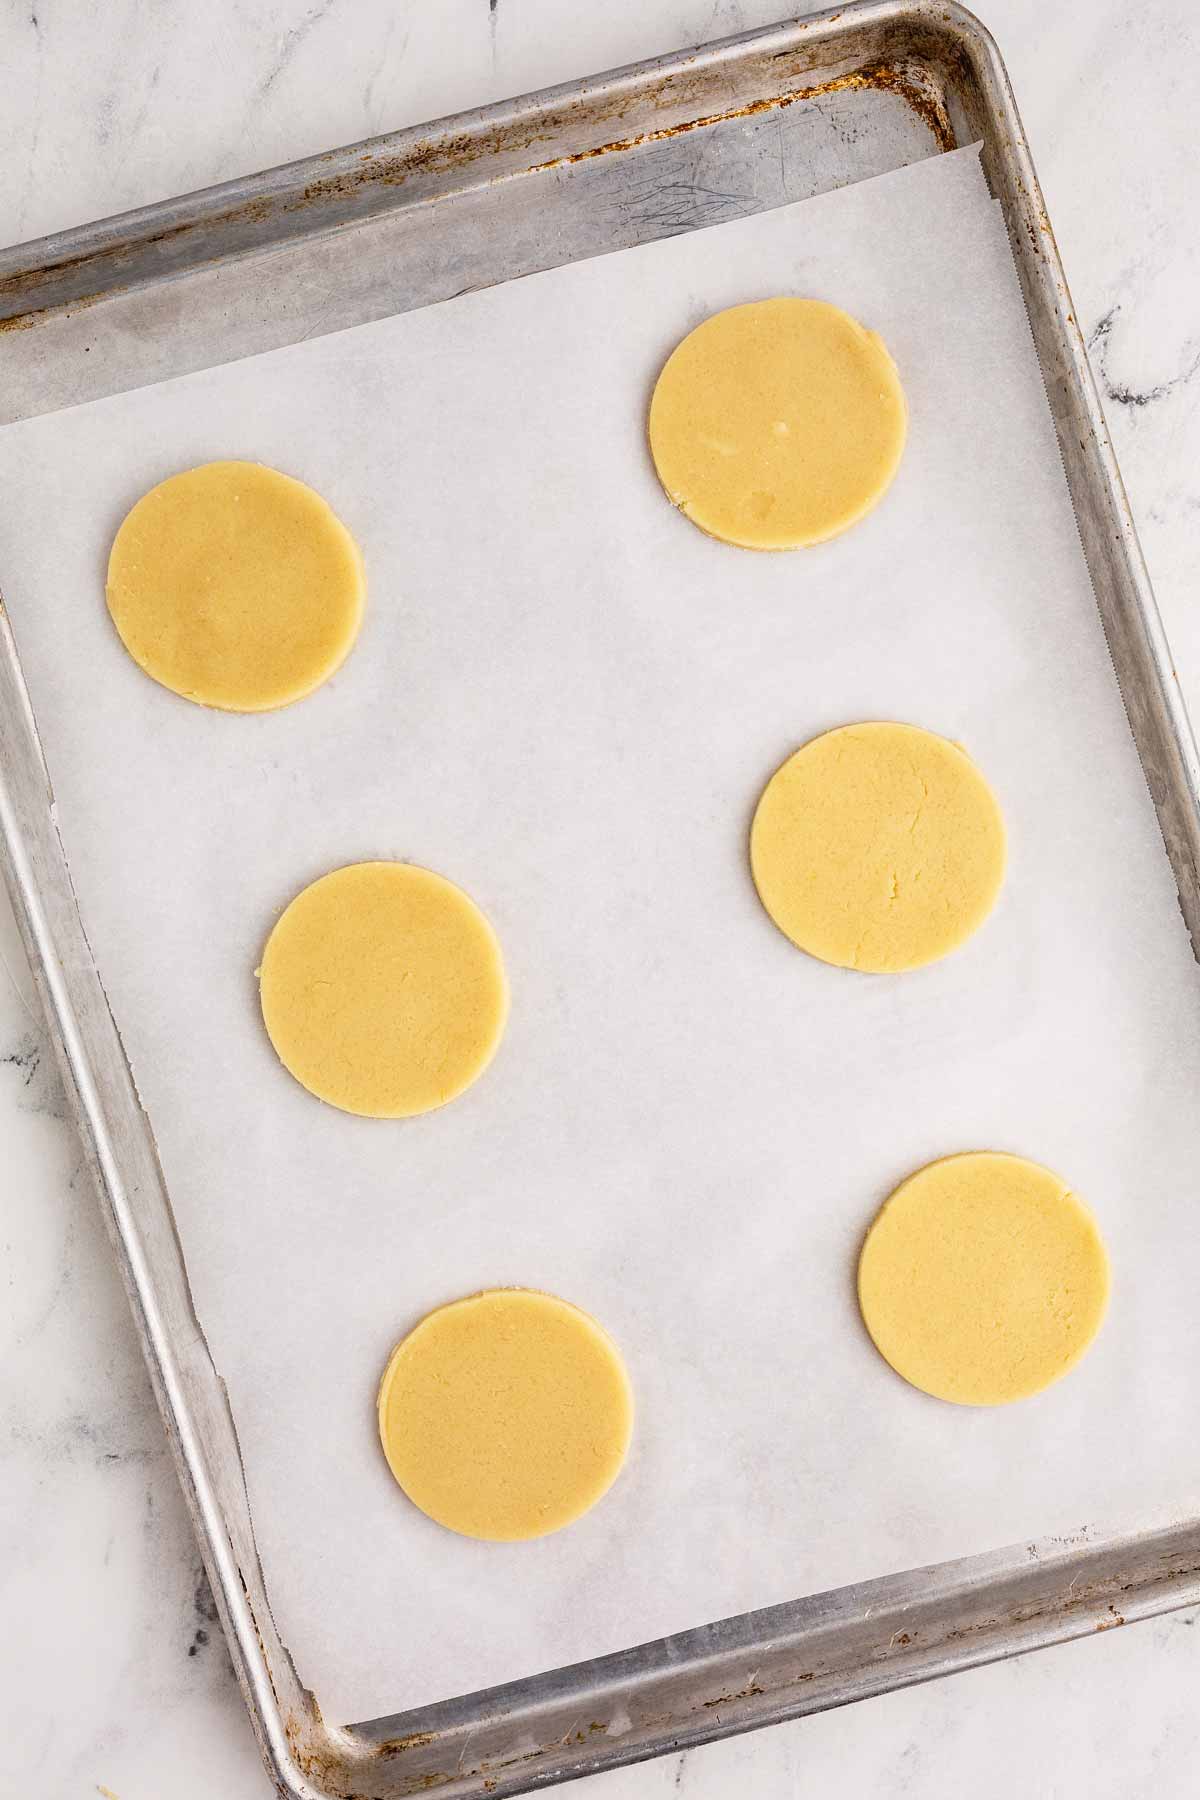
(2, 4, 1200, 1796)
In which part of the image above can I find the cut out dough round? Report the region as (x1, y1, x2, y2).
(377, 1288, 634, 1540)
(750, 721, 1006, 973)
(259, 862, 507, 1119)
(858, 1152, 1110, 1406)
(648, 298, 907, 549)
(106, 460, 365, 711)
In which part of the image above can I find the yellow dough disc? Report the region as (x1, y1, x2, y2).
(647, 297, 907, 549)
(106, 460, 365, 711)
(858, 1153, 1110, 1405)
(750, 722, 1006, 973)
(377, 1288, 634, 1541)
(258, 862, 507, 1119)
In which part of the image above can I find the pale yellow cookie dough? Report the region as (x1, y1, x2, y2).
(258, 861, 507, 1119)
(858, 1152, 1110, 1406)
(377, 1288, 634, 1540)
(750, 721, 1006, 973)
(648, 297, 907, 549)
(106, 460, 365, 711)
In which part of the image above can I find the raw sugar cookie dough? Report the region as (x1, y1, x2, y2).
(377, 1288, 634, 1541)
(858, 1152, 1110, 1406)
(258, 861, 507, 1119)
(106, 460, 365, 711)
(648, 298, 907, 549)
(750, 722, 1006, 973)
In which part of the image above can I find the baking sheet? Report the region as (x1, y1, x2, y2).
(2, 143, 1200, 1726)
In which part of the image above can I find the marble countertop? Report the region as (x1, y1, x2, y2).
(2, 3, 1199, 1795)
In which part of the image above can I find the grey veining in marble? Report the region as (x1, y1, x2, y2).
(1, 3, 1199, 1796)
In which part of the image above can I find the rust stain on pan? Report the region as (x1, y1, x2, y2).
(940, 1558, 1200, 1649)
(702, 1680, 766, 1709)
(297, 55, 948, 199)
(377, 1729, 437, 1756)
(0, 287, 108, 334)
(0, 197, 277, 318)
(0, 59, 950, 330)
(522, 60, 954, 175)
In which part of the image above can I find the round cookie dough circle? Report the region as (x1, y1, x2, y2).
(858, 1152, 1110, 1406)
(377, 1288, 634, 1540)
(106, 460, 365, 711)
(750, 721, 1006, 973)
(259, 862, 507, 1119)
(648, 298, 907, 550)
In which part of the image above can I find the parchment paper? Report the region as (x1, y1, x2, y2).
(3, 145, 1200, 1726)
